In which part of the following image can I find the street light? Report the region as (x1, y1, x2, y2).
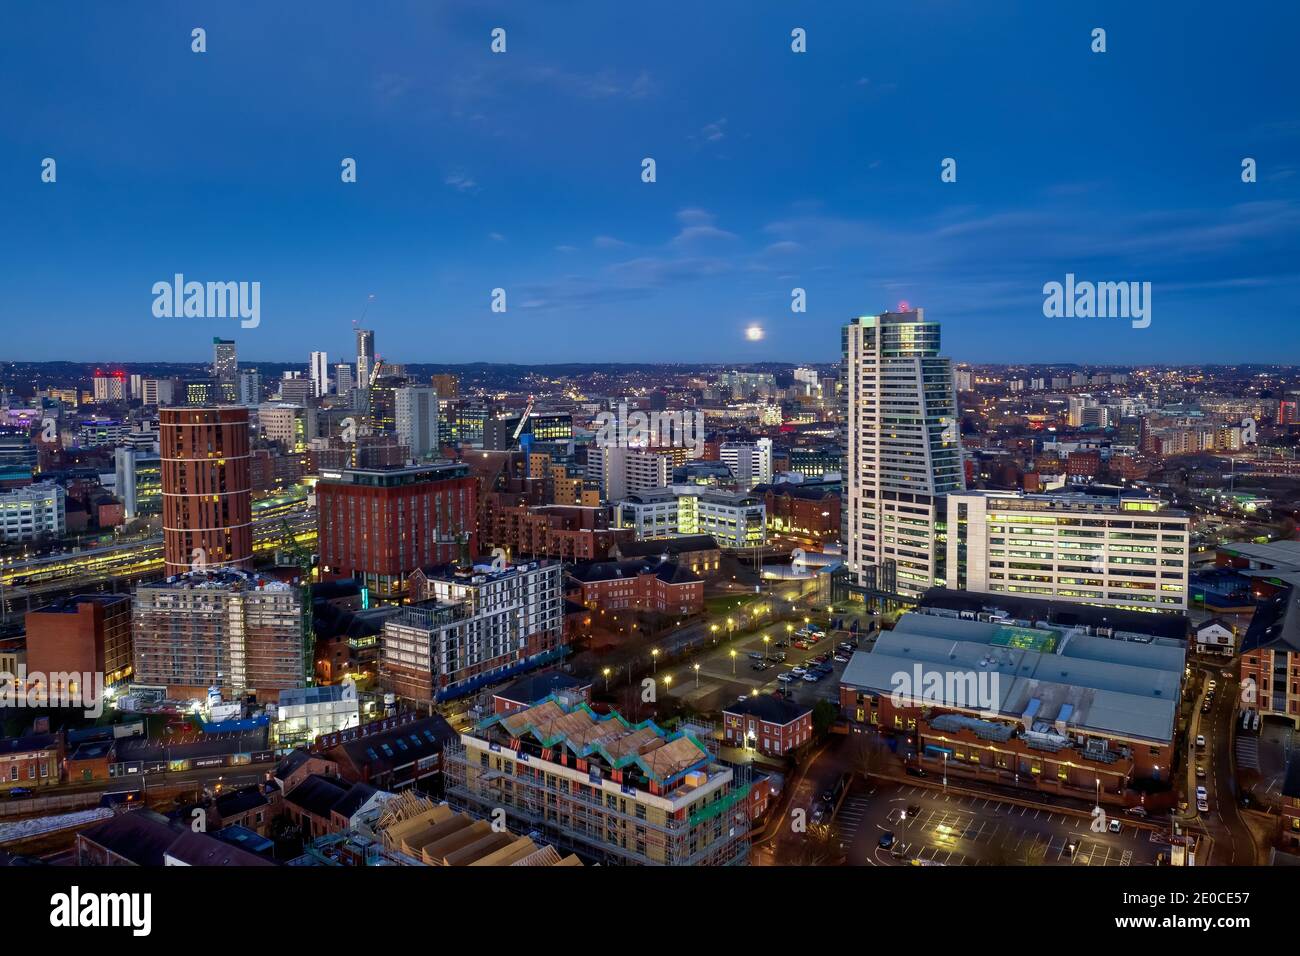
(763, 635, 770, 660)
(730, 649, 736, 675)
(603, 667, 611, 692)
(652, 648, 659, 673)
(694, 663, 701, 688)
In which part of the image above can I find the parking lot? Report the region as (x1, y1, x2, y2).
(834, 780, 1162, 867)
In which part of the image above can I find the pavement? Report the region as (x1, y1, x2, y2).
(838, 778, 1162, 866)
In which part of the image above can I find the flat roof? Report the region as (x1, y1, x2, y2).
(1220, 541, 1300, 572)
(840, 612, 1183, 744)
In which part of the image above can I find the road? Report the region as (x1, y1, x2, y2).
(1184, 660, 1258, 864)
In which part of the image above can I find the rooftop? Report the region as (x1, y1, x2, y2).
(841, 611, 1185, 744)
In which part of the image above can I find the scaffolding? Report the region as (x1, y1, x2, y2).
(443, 736, 751, 867)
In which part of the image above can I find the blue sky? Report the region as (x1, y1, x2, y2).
(2, 1, 1297, 365)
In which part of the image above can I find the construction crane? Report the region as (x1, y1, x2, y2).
(511, 395, 536, 444)
(368, 355, 384, 387)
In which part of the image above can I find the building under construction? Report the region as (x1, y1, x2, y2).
(132, 568, 305, 703)
(443, 692, 751, 866)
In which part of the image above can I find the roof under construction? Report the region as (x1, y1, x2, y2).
(483, 694, 711, 786)
(377, 791, 580, 867)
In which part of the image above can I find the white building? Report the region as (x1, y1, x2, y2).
(310, 350, 330, 398)
(720, 438, 773, 491)
(586, 445, 672, 501)
(0, 482, 65, 542)
(615, 485, 765, 548)
(946, 487, 1190, 612)
(394, 386, 439, 461)
(274, 679, 361, 751)
(257, 402, 315, 452)
(842, 309, 964, 601)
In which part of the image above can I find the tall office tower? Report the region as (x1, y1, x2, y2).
(160, 406, 253, 576)
(394, 386, 439, 461)
(129, 374, 144, 400)
(238, 369, 262, 406)
(841, 308, 964, 603)
(353, 329, 374, 408)
(114, 446, 162, 518)
(720, 438, 773, 491)
(142, 378, 176, 407)
(310, 350, 330, 398)
(133, 569, 304, 702)
(334, 363, 354, 400)
(212, 338, 238, 402)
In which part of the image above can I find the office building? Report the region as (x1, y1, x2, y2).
(91, 371, 126, 403)
(586, 445, 672, 501)
(841, 308, 964, 602)
(257, 402, 315, 453)
(394, 386, 439, 461)
(334, 363, 354, 401)
(132, 568, 305, 702)
(310, 351, 330, 398)
(615, 486, 765, 549)
(0, 482, 65, 542)
(316, 462, 476, 599)
(159, 406, 253, 575)
(114, 447, 162, 518)
(212, 338, 238, 384)
(946, 486, 1191, 612)
(720, 438, 773, 491)
(142, 377, 175, 407)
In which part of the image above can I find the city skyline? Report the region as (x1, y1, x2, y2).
(3, 1, 1299, 365)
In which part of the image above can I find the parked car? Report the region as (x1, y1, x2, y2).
(790, 667, 807, 677)
(1207, 679, 1218, 692)
(833, 654, 850, 664)
(802, 673, 819, 683)
(1196, 765, 1207, 779)
(878, 832, 895, 849)
(1196, 798, 1210, 813)
(905, 766, 928, 779)
(748, 651, 764, 660)
(7, 788, 33, 799)
(793, 640, 810, 650)
(776, 673, 795, 683)
(1108, 819, 1122, 833)
(751, 661, 768, 672)
(1196, 735, 1206, 749)
(1124, 806, 1148, 818)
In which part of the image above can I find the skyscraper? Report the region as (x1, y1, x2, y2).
(841, 308, 964, 603)
(310, 350, 330, 398)
(353, 327, 374, 408)
(160, 406, 253, 575)
(212, 338, 238, 401)
(334, 363, 354, 401)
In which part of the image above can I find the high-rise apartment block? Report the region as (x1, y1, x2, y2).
(841, 308, 964, 602)
(160, 406, 253, 575)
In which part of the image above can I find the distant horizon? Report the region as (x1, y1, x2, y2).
(3, 2, 1298, 365)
